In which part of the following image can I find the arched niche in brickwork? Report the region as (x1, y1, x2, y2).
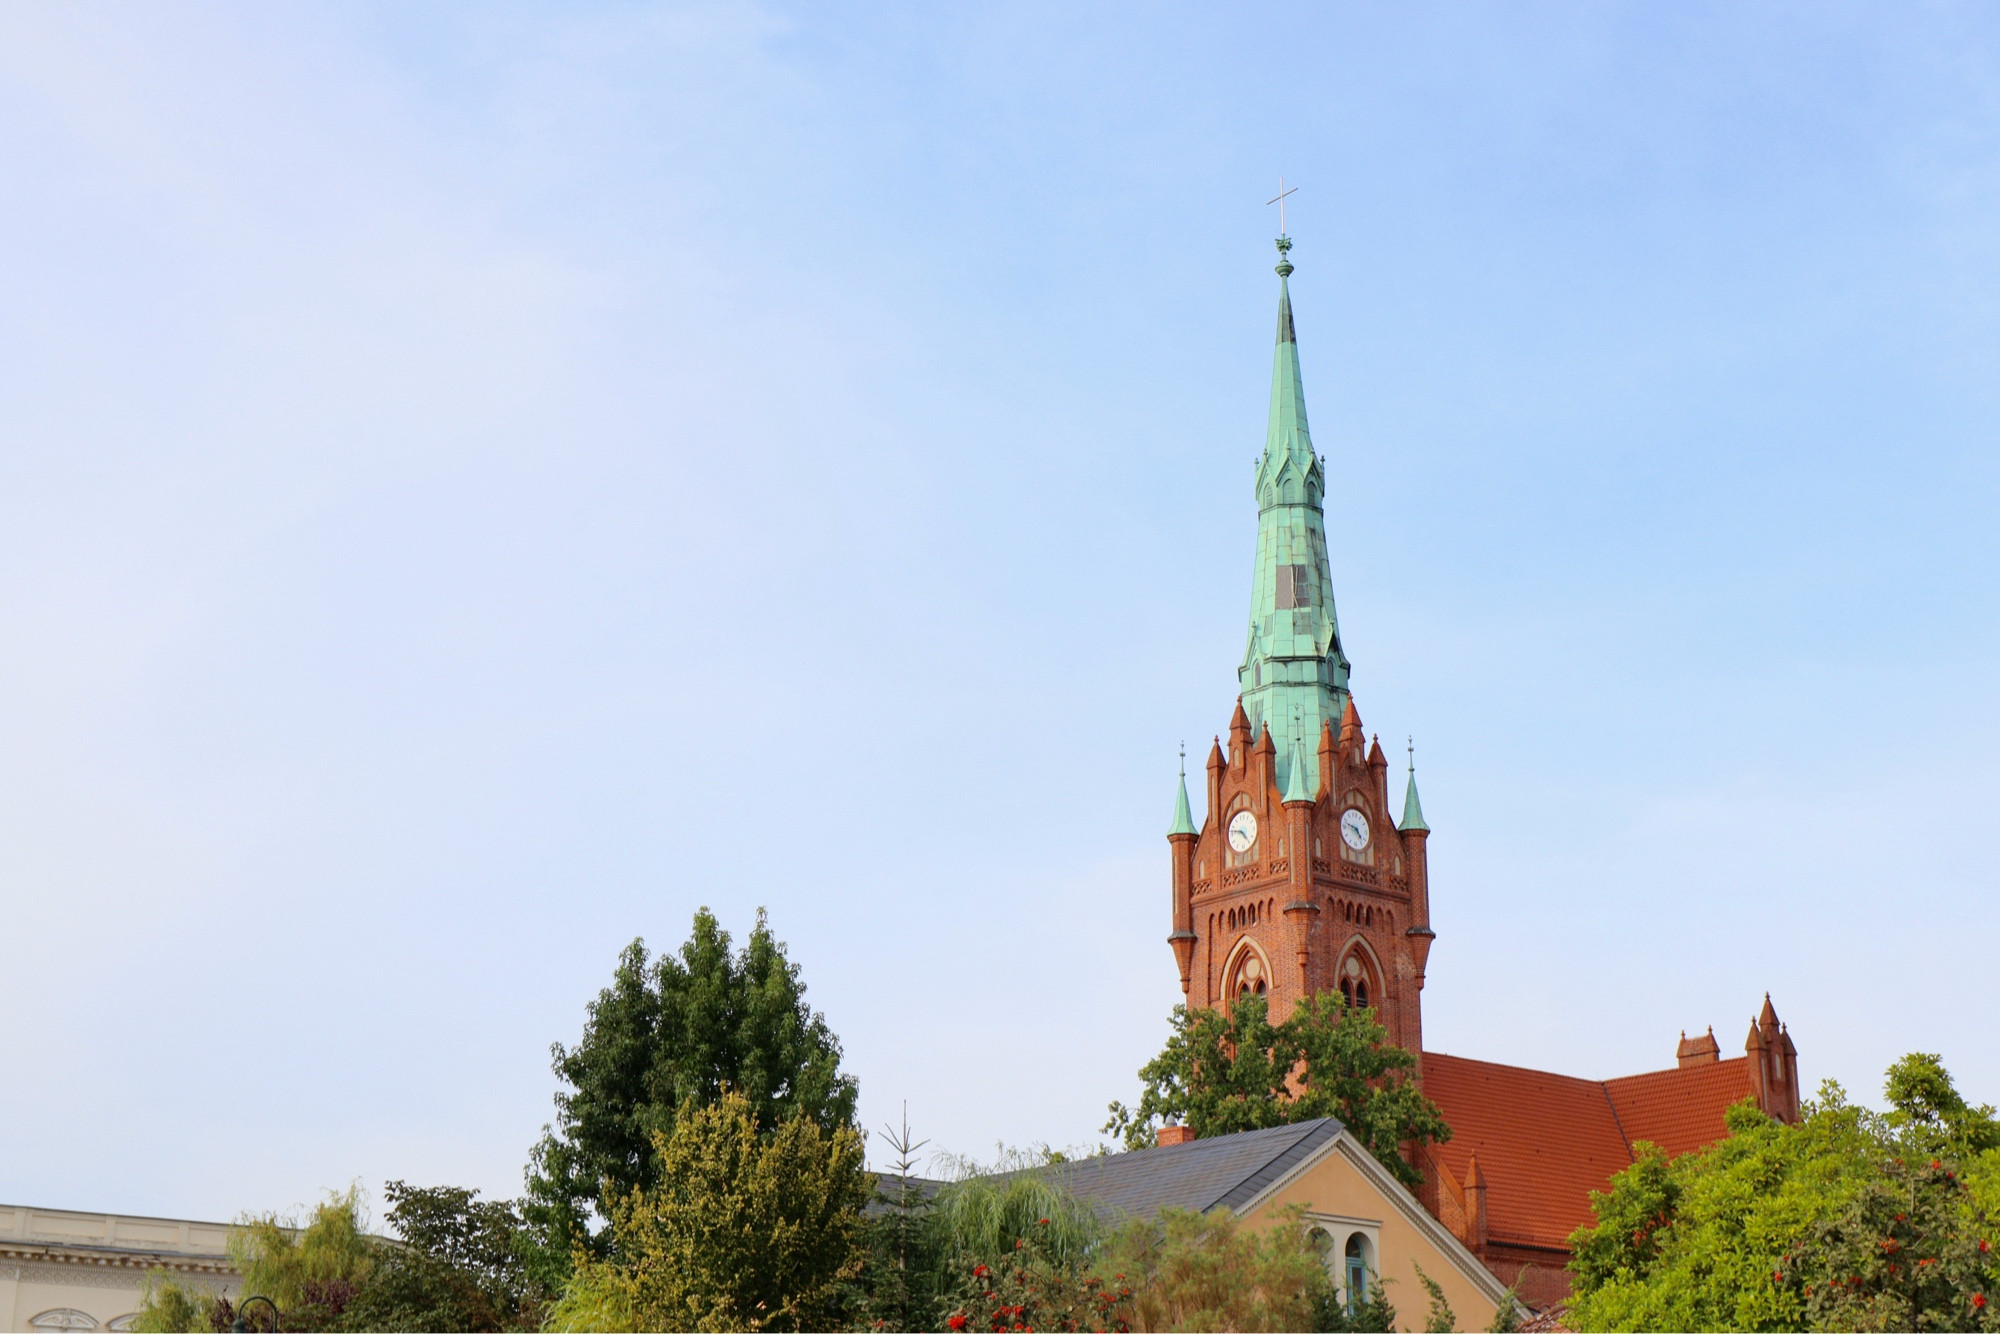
(1220, 936, 1274, 1012)
(1333, 934, 1384, 1013)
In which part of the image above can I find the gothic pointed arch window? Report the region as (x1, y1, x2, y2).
(1336, 945, 1379, 1012)
(1224, 942, 1270, 1007)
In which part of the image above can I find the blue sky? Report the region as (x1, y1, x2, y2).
(1, 2, 1995, 1223)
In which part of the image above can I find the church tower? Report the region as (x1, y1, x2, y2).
(1168, 237, 1435, 1065)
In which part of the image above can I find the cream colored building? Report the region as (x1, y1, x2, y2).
(0, 1206, 238, 1333)
(1043, 1118, 1517, 1330)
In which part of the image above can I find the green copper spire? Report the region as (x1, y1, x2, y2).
(1168, 744, 1197, 836)
(1399, 739, 1429, 832)
(1240, 236, 1350, 797)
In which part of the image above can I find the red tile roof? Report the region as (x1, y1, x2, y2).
(1422, 1051, 1757, 1250)
(1605, 1058, 1756, 1161)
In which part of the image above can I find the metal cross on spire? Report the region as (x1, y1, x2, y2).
(1267, 177, 1298, 235)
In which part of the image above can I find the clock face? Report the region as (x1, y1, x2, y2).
(1227, 810, 1259, 853)
(1340, 808, 1371, 851)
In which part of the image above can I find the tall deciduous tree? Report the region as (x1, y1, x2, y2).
(523, 907, 858, 1279)
(545, 1090, 872, 1333)
(1105, 992, 1450, 1187)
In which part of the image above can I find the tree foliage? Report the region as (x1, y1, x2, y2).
(229, 1187, 377, 1330)
(524, 907, 858, 1278)
(1105, 992, 1450, 1186)
(132, 1184, 542, 1334)
(1790, 1151, 1999, 1332)
(1569, 1056, 2000, 1333)
(930, 1168, 1110, 1278)
(852, 1110, 939, 1333)
(1413, 1262, 1456, 1333)
(1104, 1205, 1335, 1334)
(936, 1219, 1136, 1334)
(130, 1272, 230, 1334)
(341, 1182, 542, 1332)
(546, 1089, 872, 1333)
(1886, 1053, 2000, 1159)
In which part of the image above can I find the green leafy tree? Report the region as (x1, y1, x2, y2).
(1567, 1141, 1681, 1296)
(1569, 1055, 2000, 1333)
(928, 1168, 1108, 1278)
(227, 1187, 376, 1331)
(1413, 1262, 1455, 1333)
(1568, 1093, 1877, 1331)
(1786, 1152, 1998, 1331)
(1308, 1260, 1395, 1334)
(938, 1219, 1136, 1334)
(546, 1089, 872, 1333)
(1485, 1278, 1527, 1333)
(523, 907, 859, 1280)
(129, 1271, 229, 1334)
(1887, 1053, 2000, 1159)
(911, 1159, 1114, 1333)
(341, 1182, 542, 1332)
(1103, 1204, 1333, 1334)
(1105, 992, 1450, 1187)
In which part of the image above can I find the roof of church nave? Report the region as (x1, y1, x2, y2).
(1420, 1049, 1765, 1252)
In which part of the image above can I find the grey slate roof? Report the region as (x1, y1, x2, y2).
(1033, 1119, 1346, 1222)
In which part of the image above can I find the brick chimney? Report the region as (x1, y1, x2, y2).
(1676, 1027, 1720, 1068)
(1156, 1125, 1197, 1148)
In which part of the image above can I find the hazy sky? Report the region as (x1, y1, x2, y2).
(2, 2, 1996, 1224)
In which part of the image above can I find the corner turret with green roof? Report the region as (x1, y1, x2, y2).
(1399, 746, 1429, 833)
(1168, 750, 1198, 836)
(1240, 236, 1350, 798)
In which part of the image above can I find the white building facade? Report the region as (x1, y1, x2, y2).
(0, 1206, 238, 1333)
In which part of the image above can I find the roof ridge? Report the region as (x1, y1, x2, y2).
(1598, 1077, 1635, 1163)
(1423, 1050, 1614, 1091)
(1212, 1119, 1342, 1213)
(1601, 1054, 1749, 1091)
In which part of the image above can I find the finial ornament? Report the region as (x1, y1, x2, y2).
(1267, 177, 1298, 235)
(1408, 735, 1415, 773)
(1267, 178, 1297, 276)
(1179, 741, 1186, 778)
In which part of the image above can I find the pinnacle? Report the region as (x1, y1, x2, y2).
(1282, 736, 1313, 805)
(1398, 765, 1430, 834)
(1339, 697, 1363, 744)
(1168, 767, 1198, 837)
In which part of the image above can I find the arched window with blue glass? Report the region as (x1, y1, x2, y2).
(1343, 1233, 1373, 1312)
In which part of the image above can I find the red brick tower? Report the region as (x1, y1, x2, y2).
(1166, 237, 1434, 1065)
